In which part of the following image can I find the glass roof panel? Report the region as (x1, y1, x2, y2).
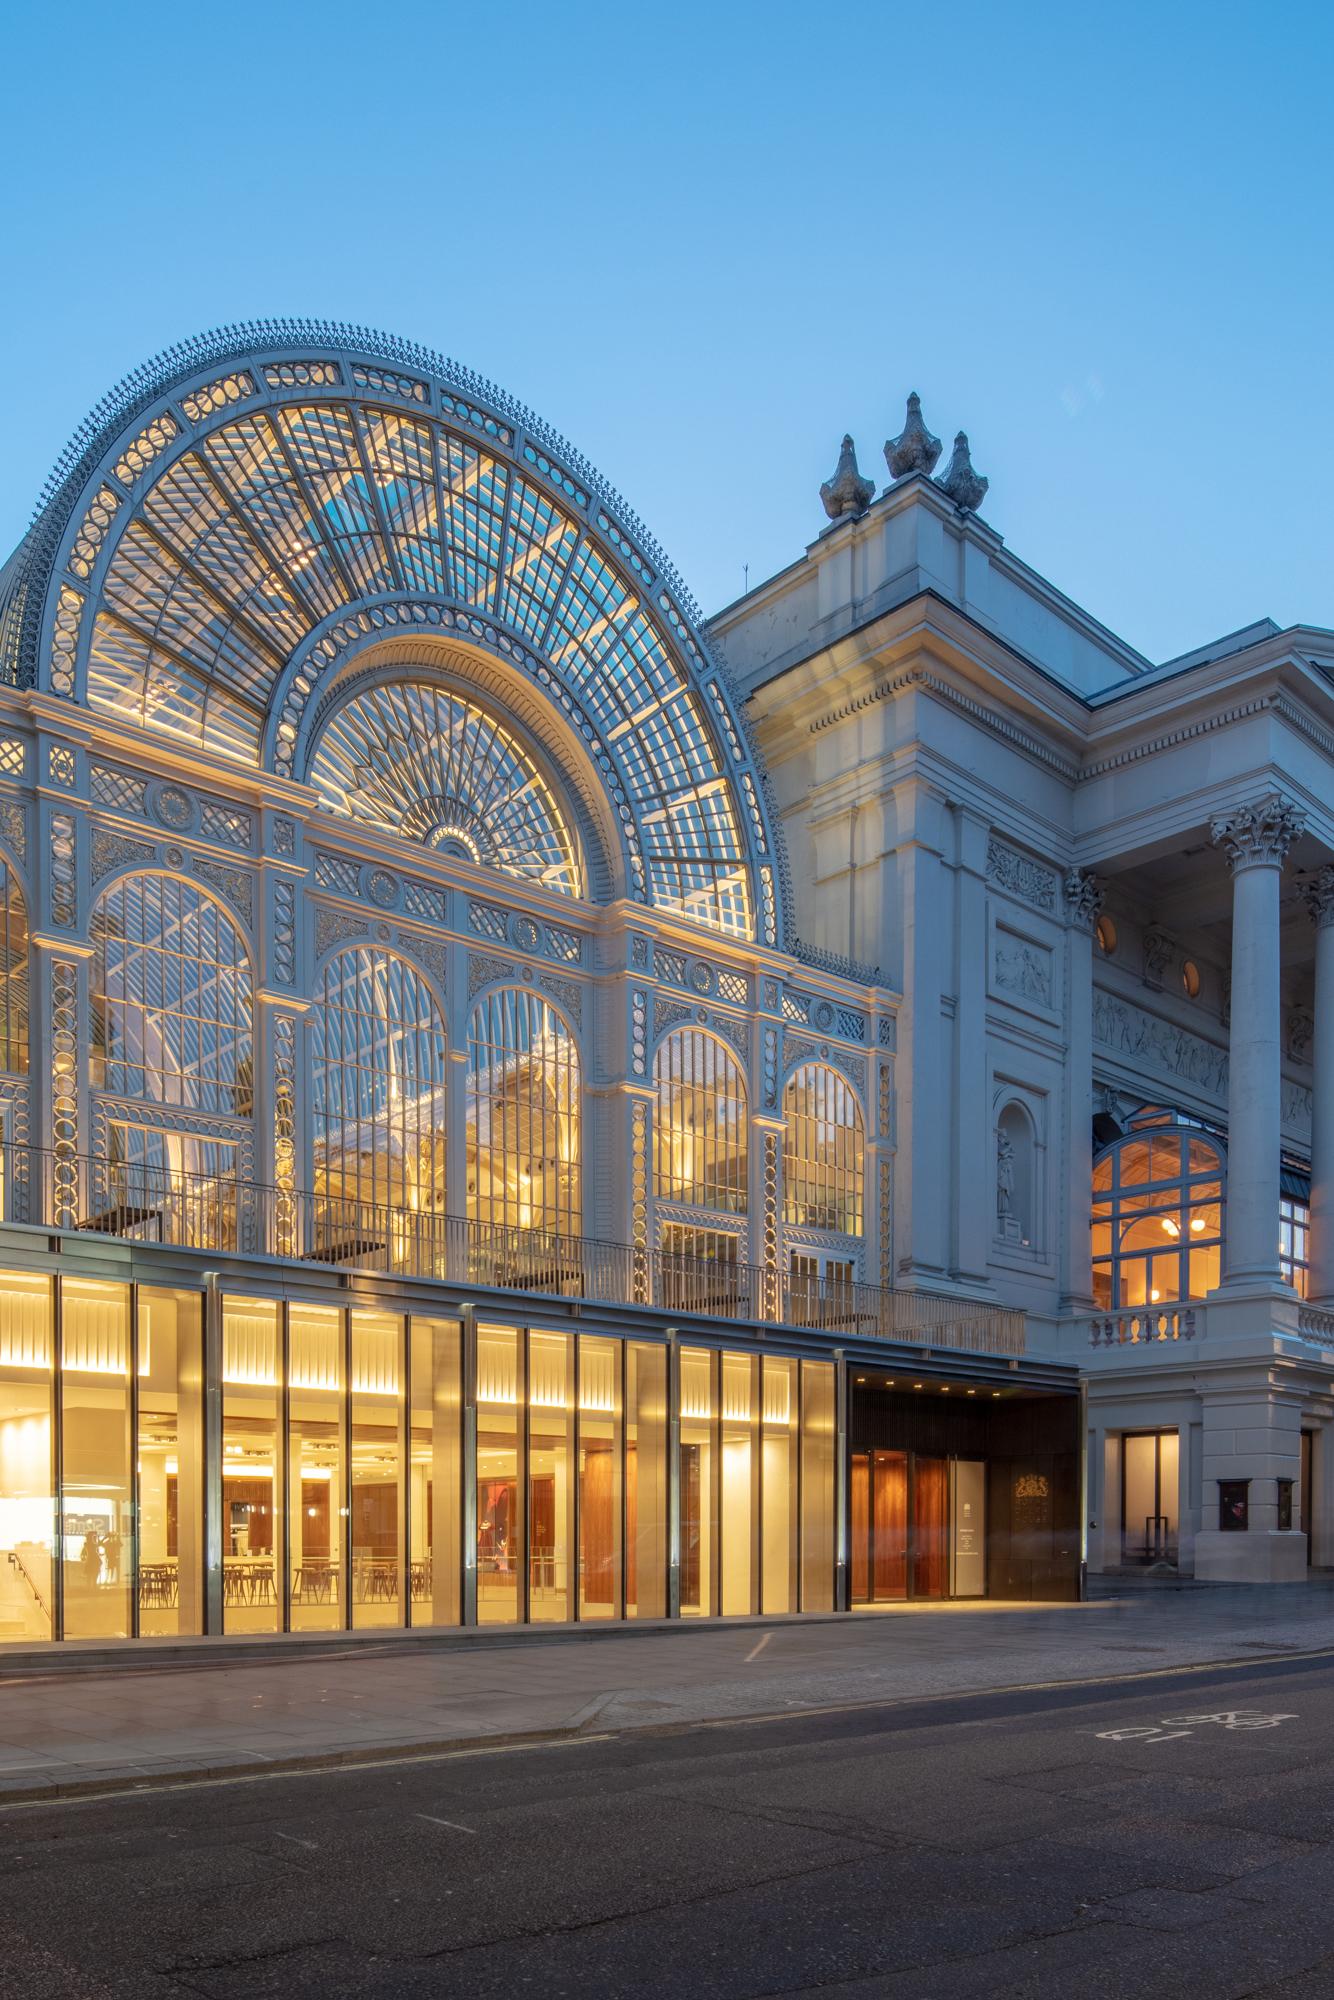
(60, 385, 764, 942)
(308, 680, 584, 898)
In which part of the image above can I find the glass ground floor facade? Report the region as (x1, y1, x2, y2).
(0, 1264, 1078, 1645)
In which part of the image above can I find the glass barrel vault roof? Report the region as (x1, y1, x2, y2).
(15, 328, 783, 946)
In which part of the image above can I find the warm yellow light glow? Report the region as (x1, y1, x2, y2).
(1160, 1217, 1180, 1238)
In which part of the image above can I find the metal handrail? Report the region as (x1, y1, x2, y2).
(0, 1144, 1025, 1356)
(7, 1549, 50, 1622)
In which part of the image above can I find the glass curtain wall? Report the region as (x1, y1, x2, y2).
(0, 1282, 834, 1641)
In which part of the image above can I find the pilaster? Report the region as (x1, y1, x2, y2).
(1061, 868, 1102, 1308)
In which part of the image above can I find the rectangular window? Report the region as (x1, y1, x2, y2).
(138, 1288, 203, 1637)
(60, 1280, 133, 1640)
(477, 1325, 520, 1625)
(288, 1306, 344, 1632)
(0, 1271, 53, 1643)
(578, 1335, 621, 1620)
(679, 1347, 716, 1617)
(352, 1310, 403, 1629)
(409, 1317, 461, 1626)
(626, 1343, 667, 1619)
(799, 1361, 835, 1612)
(721, 1351, 757, 1616)
(222, 1297, 281, 1633)
(760, 1357, 798, 1614)
(529, 1329, 573, 1623)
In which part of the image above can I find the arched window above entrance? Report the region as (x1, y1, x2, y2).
(1091, 1106, 1224, 1309)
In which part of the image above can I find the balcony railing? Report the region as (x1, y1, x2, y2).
(0, 1146, 1025, 1357)
(1088, 1304, 1200, 1348)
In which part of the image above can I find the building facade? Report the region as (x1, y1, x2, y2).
(10, 319, 1323, 1647)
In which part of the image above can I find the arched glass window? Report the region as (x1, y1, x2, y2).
(467, 988, 580, 1237)
(654, 1030, 748, 1213)
(0, 853, 29, 1075)
(1092, 1108, 1223, 1309)
(783, 1064, 864, 1235)
(308, 682, 585, 897)
(91, 875, 252, 1114)
(312, 950, 448, 1217)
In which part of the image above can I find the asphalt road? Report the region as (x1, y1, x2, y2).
(2, 1655, 1333, 1999)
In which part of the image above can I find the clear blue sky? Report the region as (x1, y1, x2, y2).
(2, 0, 1330, 663)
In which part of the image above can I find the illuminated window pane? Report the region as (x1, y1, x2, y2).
(654, 1030, 748, 1212)
(309, 682, 583, 897)
(467, 989, 581, 1238)
(0, 1272, 54, 1643)
(408, 1316, 462, 1627)
(289, 1305, 344, 1633)
(137, 1289, 203, 1638)
(1090, 1114, 1224, 1307)
(61, 1280, 132, 1641)
(91, 874, 253, 1116)
(782, 1063, 864, 1234)
(222, 1297, 280, 1634)
(312, 948, 449, 1231)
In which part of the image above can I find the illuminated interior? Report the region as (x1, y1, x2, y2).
(0, 1269, 840, 1641)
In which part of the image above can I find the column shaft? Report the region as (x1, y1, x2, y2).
(1224, 858, 1283, 1285)
(1309, 880, 1334, 1300)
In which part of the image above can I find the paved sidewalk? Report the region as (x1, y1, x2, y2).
(3, 1585, 1334, 1802)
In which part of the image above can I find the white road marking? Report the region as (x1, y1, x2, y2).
(274, 1831, 319, 1848)
(1098, 1710, 1297, 1744)
(745, 1634, 772, 1664)
(416, 1813, 476, 1834)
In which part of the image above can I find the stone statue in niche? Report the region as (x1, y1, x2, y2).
(996, 1128, 1015, 1223)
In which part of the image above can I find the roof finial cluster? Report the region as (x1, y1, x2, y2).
(819, 434, 876, 521)
(884, 391, 942, 481)
(817, 393, 991, 526)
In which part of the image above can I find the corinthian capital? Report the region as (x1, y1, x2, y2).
(1063, 867, 1104, 931)
(1210, 794, 1305, 873)
(1305, 864, 1334, 929)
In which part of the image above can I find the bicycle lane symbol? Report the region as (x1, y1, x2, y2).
(1095, 1709, 1298, 1745)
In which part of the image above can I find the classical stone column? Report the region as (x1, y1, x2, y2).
(1211, 795, 1305, 1289)
(1305, 866, 1334, 1301)
(1061, 868, 1102, 1309)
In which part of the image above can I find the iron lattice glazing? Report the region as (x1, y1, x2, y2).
(654, 1028, 749, 1214)
(56, 367, 760, 940)
(308, 681, 584, 895)
(90, 874, 253, 1114)
(311, 948, 449, 1216)
(782, 1062, 864, 1235)
(0, 856, 28, 1076)
(467, 987, 581, 1238)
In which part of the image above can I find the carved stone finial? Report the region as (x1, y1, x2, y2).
(937, 431, 989, 512)
(1063, 867, 1104, 931)
(819, 435, 876, 522)
(1304, 864, 1334, 928)
(1210, 794, 1306, 873)
(884, 392, 942, 481)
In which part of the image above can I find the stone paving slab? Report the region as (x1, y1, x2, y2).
(1, 1585, 1333, 1804)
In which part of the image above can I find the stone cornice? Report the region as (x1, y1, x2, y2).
(805, 662, 1080, 780)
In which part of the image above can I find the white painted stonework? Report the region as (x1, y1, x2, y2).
(715, 442, 1334, 1584)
